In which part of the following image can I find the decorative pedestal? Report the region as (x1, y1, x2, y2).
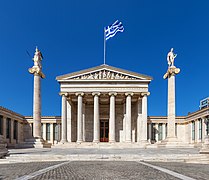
(199, 135, 209, 154)
(0, 135, 8, 158)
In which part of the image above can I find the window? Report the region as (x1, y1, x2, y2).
(46, 123, 50, 141)
(192, 121, 195, 140)
(199, 119, 202, 140)
(54, 123, 60, 141)
(14, 120, 18, 140)
(6, 118, 11, 139)
(0, 115, 3, 135)
(158, 123, 163, 141)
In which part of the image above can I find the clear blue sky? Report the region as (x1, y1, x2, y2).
(0, 0, 209, 116)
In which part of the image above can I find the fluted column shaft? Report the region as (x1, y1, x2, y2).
(33, 74, 41, 138)
(109, 92, 117, 143)
(93, 92, 100, 143)
(61, 93, 67, 143)
(141, 93, 148, 142)
(167, 74, 176, 138)
(125, 92, 133, 142)
(76, 93, 84, 143)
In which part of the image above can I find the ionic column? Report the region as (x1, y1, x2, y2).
(83, 102, 86, 142)
(148, 123, 152, 142)
(67, 100, 72, 142)
(42, 123, 46, 140)
(3, 117, 7, 139)
(125, 92, 133, 142)
(162, 123, 166, 140)
(109, 92, 117, 143)
(141, 92, 149, 143)
(76, 92, 84, 143)
(155, 123, 159, 142)
(123, 103, 126, 142)
(10, 119, 14, 144)
(92, 92, 100, 143)
(50, 123, 54, 144)
(137, 98, 142, 143)
(61, 93, 68, 143)
(195, 120, 199, 143)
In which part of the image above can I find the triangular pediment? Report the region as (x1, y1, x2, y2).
(56, 64, 152, 81)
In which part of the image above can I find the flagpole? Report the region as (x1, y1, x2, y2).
(104, 28, 106, 65)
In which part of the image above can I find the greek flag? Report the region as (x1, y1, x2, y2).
(105, 20, 124, 40)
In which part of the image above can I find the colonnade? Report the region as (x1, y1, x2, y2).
(60, 92, 149, 143)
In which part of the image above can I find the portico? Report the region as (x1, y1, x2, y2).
(56, 64, 152, 144)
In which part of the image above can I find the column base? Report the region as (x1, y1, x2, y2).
(76, 140, 83, 144)
(93, 140, 99, 143)
(61, 139, 68, 144)
(199, 135, 209, 154)
(109, 140, 116, 143)
(0, 135, 8, 158)
(157, 137, 188, 148)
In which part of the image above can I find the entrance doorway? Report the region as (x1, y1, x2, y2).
(100, 120, 109, 142)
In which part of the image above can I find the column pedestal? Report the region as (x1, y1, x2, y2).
(200, 135, 209, 154)
(0, 135, 8, 158)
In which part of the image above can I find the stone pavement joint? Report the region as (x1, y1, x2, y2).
(15, 161, 70, 180)
(138, 161, 195, 180)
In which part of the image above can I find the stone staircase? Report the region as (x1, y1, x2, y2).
(2, 151, 209, 164)
(16, 138, 51, 148)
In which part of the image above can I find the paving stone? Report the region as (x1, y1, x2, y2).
(148, 162, 209, 180)
(0, 161, 65, 180)
(31, 161, 179, 180)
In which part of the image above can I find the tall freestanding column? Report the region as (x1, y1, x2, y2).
(125, 92, 133, 143)
(109, 92, 117, 143)
(29, 47, 45, 140)
(93, 92, 100, 143)
(76, 92, 84, 143)
(163, 48, 180, 141)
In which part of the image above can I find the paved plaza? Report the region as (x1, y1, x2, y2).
(0, 148, 209, 179)
(0, 161, 209, 179)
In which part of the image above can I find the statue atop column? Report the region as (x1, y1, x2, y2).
(167, 48, 177, 67)
(163, 48, 180, 79)
(29, 47, 45, 79)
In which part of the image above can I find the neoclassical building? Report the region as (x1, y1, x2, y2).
(0, 64, 209, 148)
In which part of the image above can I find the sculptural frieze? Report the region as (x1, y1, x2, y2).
(72, 70, 136, 80)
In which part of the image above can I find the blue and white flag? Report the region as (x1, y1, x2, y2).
(105, 20, 124, 40)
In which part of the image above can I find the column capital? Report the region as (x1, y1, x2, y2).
(59, 92, 68, 97)
(109, 92, 117, 96)
(92, 92, 101, 96)
(141, 92, 150, 97)
(75, 92, 84, 96)
(125, 92, 134, 96)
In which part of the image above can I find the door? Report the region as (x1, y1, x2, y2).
(100, 120, 109, 142)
